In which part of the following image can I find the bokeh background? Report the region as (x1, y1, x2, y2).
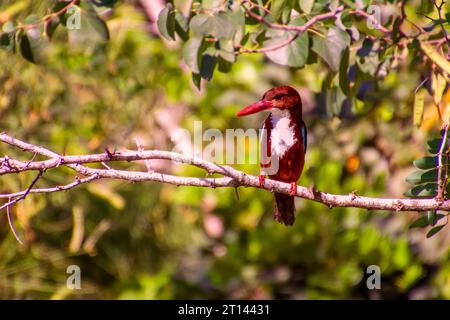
(1, 0, 450, 299)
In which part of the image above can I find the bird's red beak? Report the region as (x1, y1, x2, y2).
(236, 100, 273, 117)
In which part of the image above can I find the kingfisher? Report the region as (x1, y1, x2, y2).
(236, 86, 307, 226)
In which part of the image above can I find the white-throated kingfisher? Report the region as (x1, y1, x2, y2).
(236, 86, 307, 226)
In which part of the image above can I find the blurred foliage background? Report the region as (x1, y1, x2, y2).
(1, 0, 450, 299)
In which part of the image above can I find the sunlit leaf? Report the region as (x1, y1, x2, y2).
(190, 12, 235, 39)
(157, 3, 175, 40)
(299, 0, 315, 14)
(218, 39, 235, 63)
(226, 7, 245, 43)
(87, 184, 125, 210)
(271, 0, 289, 21)
(183, 37, 203, 73)
(263, 17, 309, 67)
(420, 42, 450, 77)
(432, 71, 447, 105)
(312, 27, 350, 72)
(413, 88, 425, 127)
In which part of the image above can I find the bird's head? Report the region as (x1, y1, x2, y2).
(236, 86, 302, 117)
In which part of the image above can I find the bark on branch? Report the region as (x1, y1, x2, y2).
(1, 132, 450, 212)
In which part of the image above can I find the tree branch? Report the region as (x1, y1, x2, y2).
(242, 2, 344, 33)
(436, 122, 449, 202)
(1, 132, 450, 213)
(349, 9, 392, 35)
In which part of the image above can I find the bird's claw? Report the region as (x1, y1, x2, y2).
(289, 182, 297, 196)
(259, 175, 266, 188)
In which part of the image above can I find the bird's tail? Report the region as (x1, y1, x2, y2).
(274, 193, 295, 226)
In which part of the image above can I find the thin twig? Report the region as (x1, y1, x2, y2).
(243, 2, 344, 33)
(0, 170, 43, 211)
(238, 3, 344, 53)
(135, 137, 153, 172)
(0, 175, 100, 199)
(6, 198, 24, 245)
(433, 0, 450, 47)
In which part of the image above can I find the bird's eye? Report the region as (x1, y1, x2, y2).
(273, 94, 285, 100)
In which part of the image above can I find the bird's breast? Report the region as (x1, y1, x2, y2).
(270, 112, 297, 158)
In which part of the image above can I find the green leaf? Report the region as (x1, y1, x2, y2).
(413, 88, 425, 127)
(271, 0, 289, 21)
(192, 73, 201, 90)
(426, 224, 446, 238)
(326, 85, 346, 117)
(404, 183, 437, 197)
(218, 39, 235, 63)
(413, 156, 437, 170)
(357, 38, 373, 57)
(427, 137, 449, 154)
(67, 4, 109, 48)
(88, 0, 118, 7)
(18, 30, 34, 63)
(356, 53, 379, 76)
(226, 7, 245, 43)
(409, 215, 430, 229)
(157, 3, 176, 41)
(18, 26, 50, 64)
(299, 0, 315, 14)
(44, 16, 61, 40)
(23, 14, 41, 25)
(190, 12, 235, 39)
(405, 169, 437, 185)
(200, 53, 217, 81)
(312, 27, 350, 72)
(339, 47, 350, 95)
(51, 2, 69, 25)
(174, 12, 189, 41)
(427, 211, 446, 226)
(183, 37, 203, 73)
(263, 17, 309, 67)
(217, 57, 232, 73)
(0, 31, 15, 52)
(2, 21, 16, 33)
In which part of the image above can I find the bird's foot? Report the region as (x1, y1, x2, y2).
(259, 175, 266, 188)
(289, 182, 297, 196)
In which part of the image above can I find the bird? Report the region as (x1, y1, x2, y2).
(236, 86, 307, 226)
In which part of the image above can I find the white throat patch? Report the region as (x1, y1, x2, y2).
(270, 109, 296, 158)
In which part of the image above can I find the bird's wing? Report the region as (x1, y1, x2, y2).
(260, 115, 272, 174)
(301, 120, 307, 154)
